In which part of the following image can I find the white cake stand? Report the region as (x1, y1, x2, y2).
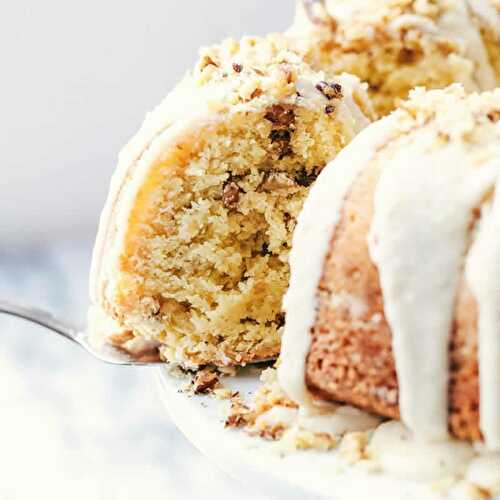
(156, 366, 439, 500)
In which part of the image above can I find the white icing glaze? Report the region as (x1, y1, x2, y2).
(278, 117, 397, 408)
(296, 73, 372, 136)
(299, 405, 381, 435)
(368, 421, 475, 482)
(466, 454, 500, 494)
(437, 0, 497, 90)
(254, 404, 380, 438)
(467, 0, 500, 38)
(369, 141, 499, 441)
(466, 172, 500, 450)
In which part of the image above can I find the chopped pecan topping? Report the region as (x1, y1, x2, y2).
(232, 62, 243, 73)
(200, 55, 219, 69)
(222, 179, 240, 208)
(325, 105, 335, 114)
(225, 400, 253, 428)
(487, 110, 500, 123)
(295, 167, 320, 187)
(250, 88, 263, 99)
(316, 81, 343, 100)
(192, 369, 220, 395)
(264, 104, 296, 127)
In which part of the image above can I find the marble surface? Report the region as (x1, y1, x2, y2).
(0, 243, 268, 500)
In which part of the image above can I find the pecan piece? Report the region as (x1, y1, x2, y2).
(269, 129, 293, 160)
(295, 167, 320, 187)
(487, 110, 500, 123)
(264, 104, 296, 127)
(316, 81, 343, 100)
(222, 179, 240, 208)
(192, 369, 220, 395)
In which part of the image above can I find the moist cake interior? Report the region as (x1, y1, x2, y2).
(119, 104, 350, 366)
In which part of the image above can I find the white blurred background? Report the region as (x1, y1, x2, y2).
(0, 2, 294, 499)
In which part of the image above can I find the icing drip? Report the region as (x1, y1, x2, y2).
(278, 118, 397, 408)
(437, 0, 497, 90)
(467, 0, 500, 38)
(280, 86, 500, 458)
(369, 143, 498, 441)
(466, 172, 500, 450)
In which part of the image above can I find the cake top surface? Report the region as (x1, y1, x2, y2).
(115, 34, 374, 174)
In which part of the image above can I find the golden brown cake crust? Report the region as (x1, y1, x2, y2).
(306, 157, 482, 441)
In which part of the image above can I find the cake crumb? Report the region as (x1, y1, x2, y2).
(225, 394, 254, 429)
(192, 368, 220, 395)
(279, 427, 338, 452)
(339, 431, 369, 464)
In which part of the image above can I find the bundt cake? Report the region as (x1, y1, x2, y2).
(279, 85, 500, 449)
(289, 0, 499, 116)
(88, 36, 374, 368)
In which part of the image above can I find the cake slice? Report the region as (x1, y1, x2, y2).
(89, 35, 374, 368)
(289, 0, 498, 116)
(279, 85, 500, 448)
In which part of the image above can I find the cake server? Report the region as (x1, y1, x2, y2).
(0, 299, 162, 366)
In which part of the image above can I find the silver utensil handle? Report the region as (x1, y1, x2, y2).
(0, 299, 80, 344)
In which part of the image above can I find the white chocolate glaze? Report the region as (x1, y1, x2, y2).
(466, 453, 500, 494)
(254, 404, 380, 438)
(369, 139, 499, 441)
(368, 421, 475, 482)
(298, 405, 381, 436)
(466, 173, 500, 450)
(278, 117, 398, 408)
